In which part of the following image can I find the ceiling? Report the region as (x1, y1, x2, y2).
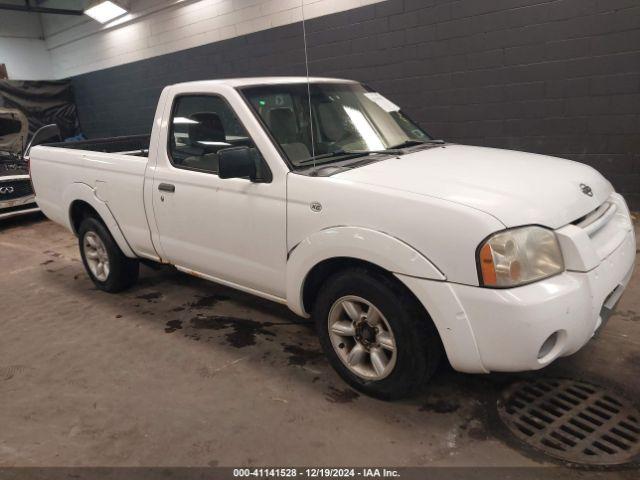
(0, 0, 89, 16)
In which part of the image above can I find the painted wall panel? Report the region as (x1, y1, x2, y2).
(0, 9, 53, 79)
(45, 0, 386, 79)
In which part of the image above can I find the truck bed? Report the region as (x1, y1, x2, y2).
(44, 134, 151, 157)
(29, 137, 156, 259)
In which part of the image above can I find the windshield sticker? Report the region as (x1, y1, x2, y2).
(364, 92, 400, 112)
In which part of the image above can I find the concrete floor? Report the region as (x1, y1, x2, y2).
(0, 213, 638, 472)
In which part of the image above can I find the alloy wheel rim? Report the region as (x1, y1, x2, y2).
(83, 231, 110, 282)
(327, 295, 397, 380)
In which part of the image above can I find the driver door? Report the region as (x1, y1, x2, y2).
(150, 89, 287, 299)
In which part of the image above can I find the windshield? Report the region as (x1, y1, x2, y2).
(241, 83, 430, 168)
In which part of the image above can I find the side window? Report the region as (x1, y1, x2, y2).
(168, 95, 257, 174)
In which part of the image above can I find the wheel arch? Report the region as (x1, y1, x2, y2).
(69, 200, 101, 234)
(286, 226, 445, 317)
(64, 183, 136, 258)
(300, 257, 388, 314)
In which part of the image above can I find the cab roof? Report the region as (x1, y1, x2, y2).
(171, 77, 358, 88)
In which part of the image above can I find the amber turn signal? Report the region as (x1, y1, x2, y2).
(479, 243, 497, 286)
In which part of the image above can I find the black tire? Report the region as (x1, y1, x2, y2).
(78, 216, 139, 293)
(313, 267, 441, 400)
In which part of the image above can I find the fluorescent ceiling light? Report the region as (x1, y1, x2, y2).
(85, 1, 128, 23)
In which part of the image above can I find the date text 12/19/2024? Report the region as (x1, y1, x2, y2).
(233, 468, 400, 478)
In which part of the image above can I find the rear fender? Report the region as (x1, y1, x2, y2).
(63, 182, 136, 258)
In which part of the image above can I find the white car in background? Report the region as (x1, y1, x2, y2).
(0, 108, 38, 220)
(28, 77, 636, 399)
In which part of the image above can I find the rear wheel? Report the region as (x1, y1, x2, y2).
(78, 217, 139, 292)
(313, 267, 441, 400)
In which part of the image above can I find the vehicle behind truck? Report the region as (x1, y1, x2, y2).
(0, 108, 38, 220)
(29, 77, 636, 400)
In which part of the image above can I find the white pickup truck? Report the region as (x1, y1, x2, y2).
(29, 77, 636, 399)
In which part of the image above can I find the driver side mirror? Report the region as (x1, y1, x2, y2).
(218, 146, 267, 182)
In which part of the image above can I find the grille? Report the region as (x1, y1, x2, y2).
(572, 203, 606, 227)
(498, 378, 640, 465)
(572, 202, 617, 237)
(0, 178, 34, 201)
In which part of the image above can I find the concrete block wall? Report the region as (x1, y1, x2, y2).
(70, 0, 640, 208)
(305, 0, 640, 208)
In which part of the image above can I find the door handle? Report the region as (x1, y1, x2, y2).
(158, 183, 175, 193)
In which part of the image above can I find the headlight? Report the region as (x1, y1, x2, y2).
(477, 226, 564, 287)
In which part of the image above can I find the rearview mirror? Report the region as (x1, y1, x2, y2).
(218, 146, 264, 182)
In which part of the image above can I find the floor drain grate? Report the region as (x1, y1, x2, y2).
(497, 378, 640, 465)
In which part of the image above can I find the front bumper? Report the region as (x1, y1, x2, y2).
(0, 174, 38, 220)
(397, 227, 636, 374)
(0, 196, 39, 220)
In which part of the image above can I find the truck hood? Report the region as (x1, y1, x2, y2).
(335, 144, 613, 229)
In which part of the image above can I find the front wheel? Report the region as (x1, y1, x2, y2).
(78, 217, 139, 292)
(313, 268, 441, 400)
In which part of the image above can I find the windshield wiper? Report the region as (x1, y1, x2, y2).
(388, 139, 445, 149)
(298, 140, 446, 166)
(298, 149, 399, 165)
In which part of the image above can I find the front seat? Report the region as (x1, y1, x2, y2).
(183, 112, 227, 172)
(318, 102, 361, 151)
(268, 108, 310, 162)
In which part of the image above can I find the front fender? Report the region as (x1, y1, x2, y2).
(63, 182, 136, 258)
(286, 226, 445, 316)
